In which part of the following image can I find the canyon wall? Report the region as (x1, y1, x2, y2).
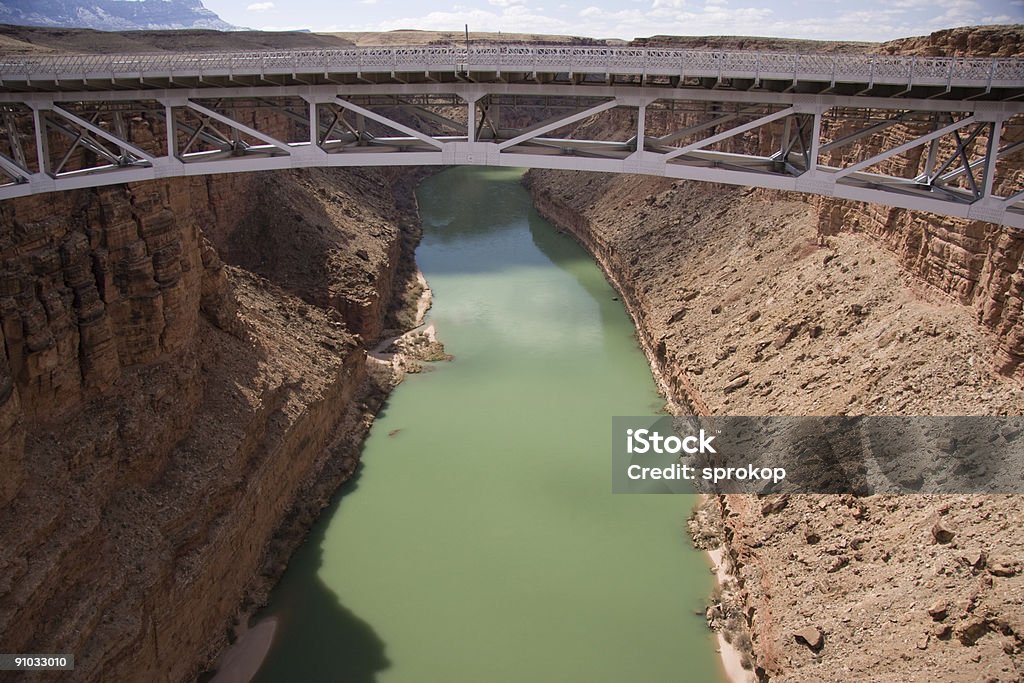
(525, 167, 1024, 683)
(523, 26, 1024, 682)
(0, 163, 422, 681)
(811, 195, 1024, 380)
(809, 25, 1024, 381)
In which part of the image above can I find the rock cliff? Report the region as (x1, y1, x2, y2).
(525, 165, 1024, 683)
(0, 26, 430, 683)
(526, 24, 1024, 683)
(0, 164, 423, 681)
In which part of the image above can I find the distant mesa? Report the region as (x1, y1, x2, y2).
(0, 0, 236, 31)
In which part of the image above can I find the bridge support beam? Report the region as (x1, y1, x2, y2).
(334, 97, 445, 149)
(185, 101, 292, 154)
(0, 83, 1019, 230)
(980, 117, 1003, 200)
(663, 107, 796, 160)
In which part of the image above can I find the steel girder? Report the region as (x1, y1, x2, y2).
(0, 83, 1021, 229)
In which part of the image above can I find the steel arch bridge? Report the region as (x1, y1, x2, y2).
(1, 44, 1023, 228)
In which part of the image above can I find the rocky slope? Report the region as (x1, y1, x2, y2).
(0, 162, 426, 681)
(526, 168, 1024, 683)
(526, 24, 1024, 683)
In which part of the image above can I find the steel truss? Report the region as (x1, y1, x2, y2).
(0, 46, 1022, 228)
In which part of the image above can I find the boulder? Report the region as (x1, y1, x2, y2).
(962, 550, 986, 570)
(931, 520, 955, 544)
(988, 560, 1018, 577)
(724, 373, 750, 393)
(794, 626, 824, 651)
(773, 323, 801, 349)
(760, 495, 789, 516)
(927, 600, 947, 621)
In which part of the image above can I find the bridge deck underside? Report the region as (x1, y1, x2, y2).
(2, 69, 1022, 103)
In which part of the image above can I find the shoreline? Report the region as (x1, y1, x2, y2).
(202, 268, 435, 681)
(210, 174, 745, 683)
(209, 618, 278, 683)
(707, 547, 756, 683)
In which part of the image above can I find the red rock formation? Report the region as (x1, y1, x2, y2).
(0, 165, 422, 681)
(877, 25, 1024, 58)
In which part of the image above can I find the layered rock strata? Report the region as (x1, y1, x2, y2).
(0, 165, 423, 682)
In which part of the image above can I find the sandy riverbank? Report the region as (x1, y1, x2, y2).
(707, 547, 756, 683)
(209, 618, 277, 683)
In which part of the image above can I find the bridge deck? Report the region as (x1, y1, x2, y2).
(1, 45, 1022, 100)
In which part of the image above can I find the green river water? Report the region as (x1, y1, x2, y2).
(252, 167, 724, 683)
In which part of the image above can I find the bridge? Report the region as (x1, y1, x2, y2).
(0, 44, 1023, 228)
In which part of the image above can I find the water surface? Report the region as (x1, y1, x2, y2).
(253, 166, 724, 683)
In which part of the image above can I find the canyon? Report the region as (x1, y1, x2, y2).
(0, 22, 1021, 683)
(525, 24, 1024, 683)
(0, 163, 428, 680)
(526, 170, 1024, 681)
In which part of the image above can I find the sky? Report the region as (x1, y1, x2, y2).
(202, 0, 1024, 43)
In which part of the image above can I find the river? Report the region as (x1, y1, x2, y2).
(251, 167, 724, 683)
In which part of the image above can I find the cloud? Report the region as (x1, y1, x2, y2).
(246, 2, 274, 11)
(280, 0, 1016, 41)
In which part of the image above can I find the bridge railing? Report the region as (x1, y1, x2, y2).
(1, 45, 1022, 87)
